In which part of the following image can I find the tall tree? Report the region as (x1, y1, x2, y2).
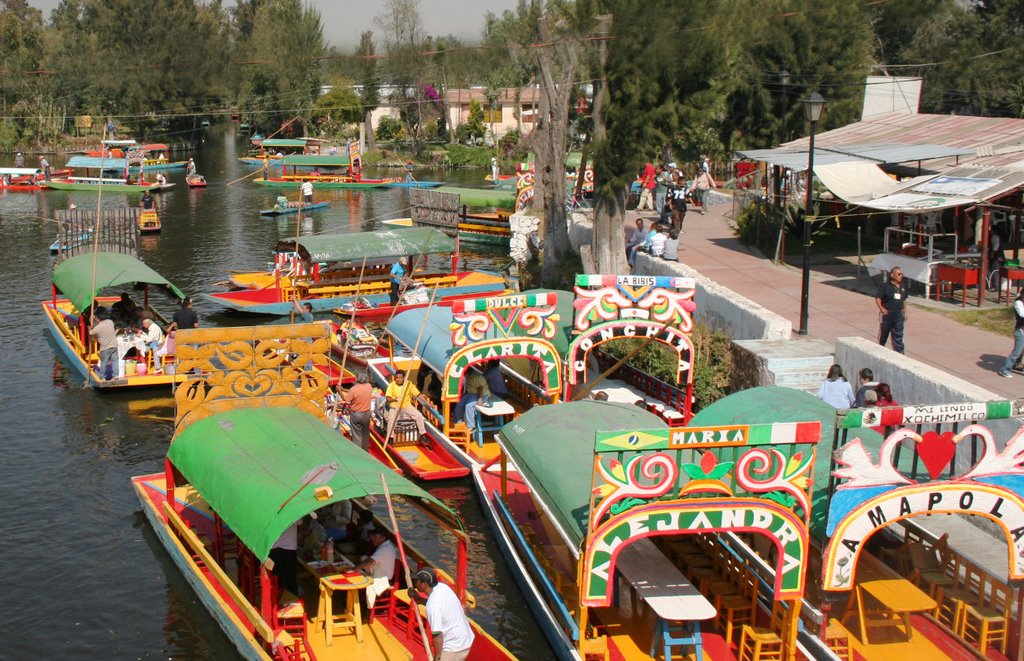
(354, 30, 379, 150)
(376, 0, 426, 148)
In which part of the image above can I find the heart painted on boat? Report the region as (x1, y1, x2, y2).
(918, 431, 957, 480)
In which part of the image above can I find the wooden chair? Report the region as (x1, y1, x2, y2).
(651, 619, 701, 661)
(447, 422, 471, 450)
(737, 601, 787, 661)
(272, 578, 318, 661)
(960, 578, 1011, 654)
(935, 560, 982, 632)
(717, 569, 758, 644)
(824, 622, 851, 661)
(907, 534, 952, 597)
(581, 634, 610, 661)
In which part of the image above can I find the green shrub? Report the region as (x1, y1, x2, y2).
(0, 122, 20, 152)
(601, 321, 732, 413)
(376, 116, 402, 142)
(443, 144, 494, 168)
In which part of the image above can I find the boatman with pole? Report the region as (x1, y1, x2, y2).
(300, 179, 314, 204)
(410, 567, 475, 661)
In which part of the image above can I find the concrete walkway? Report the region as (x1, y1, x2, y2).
(627, 201, 1018, 399)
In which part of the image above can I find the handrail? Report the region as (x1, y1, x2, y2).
(493, 490, 579, 640)
(162, 501, 275, 642)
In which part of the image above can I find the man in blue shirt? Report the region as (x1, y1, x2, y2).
(390, 259, 406, 305)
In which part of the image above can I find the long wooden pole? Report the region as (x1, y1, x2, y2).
(383, 281, 441, 448)
(84, 124, 110, 389)
(570, 319, 674, 402)
(225, 167, 263, 187)
(336, 256, 369, 385)
(380, 475, 434, 661)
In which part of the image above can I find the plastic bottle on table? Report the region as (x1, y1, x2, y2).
(326, 537, 335, 565)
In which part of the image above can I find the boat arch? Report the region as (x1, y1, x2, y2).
(442, 336, 562, 401)
(581, 497, 809, 606)
(565, 320, 693, 389)
(822, 482, 1024, 591)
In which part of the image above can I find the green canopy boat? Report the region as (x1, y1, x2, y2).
(52, 252, 184, 312)
(435, 186, 517, 210)
(168, 407, 460, 560)
(278, 226, 456, 264)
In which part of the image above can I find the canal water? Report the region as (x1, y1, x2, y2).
(0, 127, 554, 660)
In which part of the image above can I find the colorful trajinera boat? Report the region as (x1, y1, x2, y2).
(205, 227, 508, 316)
(132, 323, 517, 661)
(240, 137, 318, 166)
(0, 166, 70, 190)
(41, 252, 188, 388)
(43, 156, 160, 192)
(259, 200, 329, 216)
(138, 209, 161, 233)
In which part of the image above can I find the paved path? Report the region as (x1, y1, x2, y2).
(626, 200, 1017, 399)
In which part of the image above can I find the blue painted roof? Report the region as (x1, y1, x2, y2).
(66, 156, 128, 170)
(385, 289, 576, 374)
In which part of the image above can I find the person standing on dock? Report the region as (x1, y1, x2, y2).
(999, 288, 1024, 378)
(410, 567, 475, 661)
(876, 267, 907, 354)
(300, 180, 313, 204)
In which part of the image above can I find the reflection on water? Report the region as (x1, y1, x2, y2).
(0, 126, 554, 660)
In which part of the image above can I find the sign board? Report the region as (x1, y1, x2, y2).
(411, 188, 461, 231)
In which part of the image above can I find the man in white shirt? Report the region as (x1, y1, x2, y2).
(354, 527, 398, 607)
(141, 318, 164, 354)
(300, 180, 314, 203)
(410, 567, 475, 660)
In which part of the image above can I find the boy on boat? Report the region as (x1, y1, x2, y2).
(300, 179, 314, 204)
(384, 370, 429, 441)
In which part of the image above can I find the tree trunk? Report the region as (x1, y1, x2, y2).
(364, 108, 377, 151)
(535, 25, 578, 285)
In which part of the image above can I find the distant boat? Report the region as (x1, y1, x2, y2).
(185, 174, 206, 188)
(258, 201, 329, 216)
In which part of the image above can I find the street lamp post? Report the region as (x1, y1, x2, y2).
(798, 91, 826, 336)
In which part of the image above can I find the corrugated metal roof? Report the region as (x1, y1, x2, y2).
(898, 165, 1024, 203)
(735, 148, 868, 171)
(737, 143, 971, 171)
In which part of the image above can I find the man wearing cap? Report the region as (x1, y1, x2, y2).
(14, 152, 24, 168)
(354, 527, 398, 607)
(410, 567, 475, 660)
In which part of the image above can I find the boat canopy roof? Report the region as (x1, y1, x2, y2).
(497, 401, 666, 549)
(102, 139, 138, 147)
(168, 407, 459, 561)
(278, 227, 456, 264)
(387, 289, 576, 375)
(261, 138, 308, 148)
(281, 154, 350, 167)
(0, 167, 41, 176)
(66, 156, 128, 170)
(140, 143, 169, 152)
(53, 252, 185, 311)
(688, 385, 881, 540)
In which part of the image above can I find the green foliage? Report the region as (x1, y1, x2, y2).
(0, 122, 20, 151)
(601, 322, 733, 413)
(376, 115, 403, 142)
(440, 144, 494, 168)
(311, 84, 364, 137)
(463, 99, 486, 144)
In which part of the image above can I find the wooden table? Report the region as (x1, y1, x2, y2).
(999, 266, 1024, 303)
(616, 539, 716, 659)
(300, 558, 372, 646)
(474, 396, 515, 445)
(847, 578, 936, 644)
(934, 263, 979, 307)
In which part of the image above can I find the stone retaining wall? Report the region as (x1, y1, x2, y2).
(634, 252, 792, 341)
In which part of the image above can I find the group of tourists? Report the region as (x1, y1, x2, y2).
(626, 218, 679, 266)
(636, 159, 716, 224)
(87, 295, 198, 381)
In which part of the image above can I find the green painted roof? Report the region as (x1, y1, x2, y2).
(498, 401, 667, 549)
(261, 138, 308, 148)
(168, 407, 458, 561)
(52, 252, 185, 311)
(688, 386, 884, 540)
(387, 289, 576, 374)
(279, 227, 455, 264)
(281, 154, 350, 167)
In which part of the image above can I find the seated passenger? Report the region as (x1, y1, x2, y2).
(385, 370, 429, 441)
(482, 360, 509, 397)
(454, 368, 490, 434)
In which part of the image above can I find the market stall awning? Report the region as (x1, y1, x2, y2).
(858, 191, 977, 213)
(169, 407, 458, 561)
(813, 161, 906, 203)
(496, 401, 667, 550)
(52, 252, 185, 311)
(386, 289, 576, 373)
(736, 142, 973, 173)
(277, 227, 456, 263)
